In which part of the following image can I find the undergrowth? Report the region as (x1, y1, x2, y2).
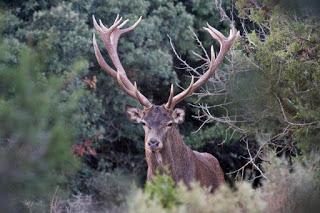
(29, 153, 320, 213)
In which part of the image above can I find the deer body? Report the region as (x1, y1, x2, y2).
(92, 14, 239, 192)
(147, 139, 225, 191)
(128, 105, 224, 191)
(145, 126, 197, 183)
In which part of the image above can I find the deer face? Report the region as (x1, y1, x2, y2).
(126, 105, 185, 152)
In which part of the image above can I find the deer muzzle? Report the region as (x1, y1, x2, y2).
(148, 138, 161, 151)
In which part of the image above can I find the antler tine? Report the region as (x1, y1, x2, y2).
(92, 15, 102, 32)
(164, 84, 174, 110)
(114, 14, 120, 23)
(108, 17, 123, 32)
(116, 71, 133, 94)
(206, 23, 225, 40)
(134, 82, 150, 107)
(92, 34, 117, 77)
(117, 19, 129, 29)
(99, 19, 109, 31)
(166, 25, 239, 110)
(169, 75, 194, 108)
(229, 25, 240, 43)
(115, 71, 152, 107)
(93, 14, 152, 108)
(120, 16, 142, 33)
(210, 45, 215, 63)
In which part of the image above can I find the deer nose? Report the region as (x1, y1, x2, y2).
(148, 139, 160, 149)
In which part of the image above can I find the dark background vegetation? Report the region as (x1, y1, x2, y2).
(0, 0, 319, 212)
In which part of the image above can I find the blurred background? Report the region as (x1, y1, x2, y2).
(0, 0, 319, 212)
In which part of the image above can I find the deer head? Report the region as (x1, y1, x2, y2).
(92, 14, 239, 157)
(126, 105, 185, 153)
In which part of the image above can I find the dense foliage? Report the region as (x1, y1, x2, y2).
(0, 28, 82, 211)
(0, 0, 319, 212)
(233, 0, 320, 148)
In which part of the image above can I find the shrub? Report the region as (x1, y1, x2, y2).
(0, 37, 81, 212)
(145, 174, 179, 209)
(86, 171, 134, 205)
(127, 153, 320, 213)
(129, 179, 266, 213)
(261, 153, 320, 213)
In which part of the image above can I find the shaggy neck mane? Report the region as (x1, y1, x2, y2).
(145, 127, 194, 182)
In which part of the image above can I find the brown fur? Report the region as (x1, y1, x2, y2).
(140, 106, 224, 192)
(93, 14, 237, 193)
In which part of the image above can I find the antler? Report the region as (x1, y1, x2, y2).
(165, 24, 240, 110)
(92, 15, 152, 108)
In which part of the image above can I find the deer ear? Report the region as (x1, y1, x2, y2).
(172, 108, 185, 124)
(126, 105, 143, 123)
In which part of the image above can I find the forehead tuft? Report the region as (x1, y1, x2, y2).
(144, 105, 171, 126)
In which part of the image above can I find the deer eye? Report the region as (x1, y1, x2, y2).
(140, 121, 147, 126)
(167, 121, 173, 127)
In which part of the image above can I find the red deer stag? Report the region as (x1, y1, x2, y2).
(92, 14, 239, 192)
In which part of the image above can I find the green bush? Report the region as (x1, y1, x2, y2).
(0, 38, 82, 211)
(232, 0, 320, 150)
(129, 178, 266, 213)
(145, 174, 179, 209)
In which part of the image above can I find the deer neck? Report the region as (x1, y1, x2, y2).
(146, 127, 194, 181)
